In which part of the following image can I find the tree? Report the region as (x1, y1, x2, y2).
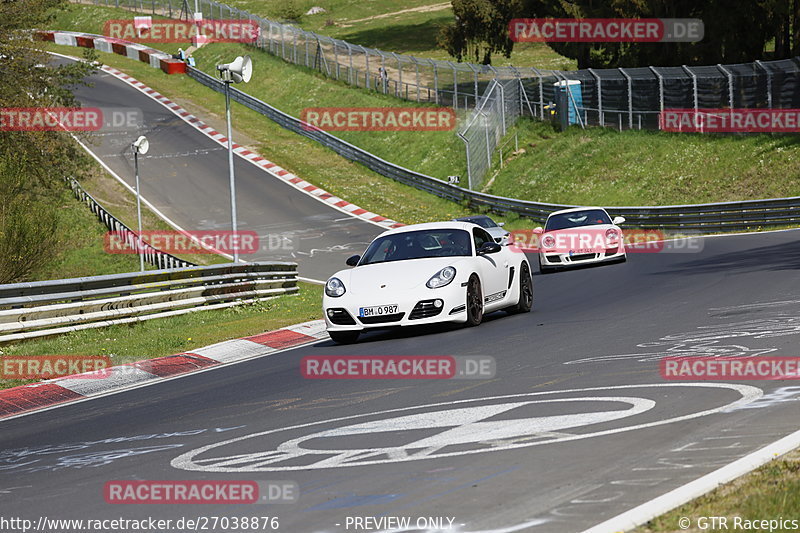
(438, 0, 792, 68)
(0, 0, 99, 282)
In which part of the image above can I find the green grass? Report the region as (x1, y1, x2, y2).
(487, 120, 800, 206)
(639, 450, 800, 532)
(45, 4, 478, 227)
(47, 5, 800, 215)
(30, 181, 144, 281)
(222, 0, 576, 69)
(0, 282, 322, 389)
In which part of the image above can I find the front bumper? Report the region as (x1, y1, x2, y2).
(323, 283, 468, 331)
(540, 246, 626, 268)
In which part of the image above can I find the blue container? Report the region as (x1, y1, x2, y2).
(554, 80, 583, 125)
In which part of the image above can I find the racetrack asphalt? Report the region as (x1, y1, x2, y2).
(3, 228, 800, 532)
(54, 56, 383, 281)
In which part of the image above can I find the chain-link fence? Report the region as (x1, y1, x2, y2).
(85, 0, 800, 188)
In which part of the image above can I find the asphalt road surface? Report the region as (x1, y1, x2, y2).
(3, 229, 800, 532)
(54, 56, 383, 281)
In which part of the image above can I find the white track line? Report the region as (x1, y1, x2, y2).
(582, 428, 800, 532)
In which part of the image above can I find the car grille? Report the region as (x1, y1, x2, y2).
(546, 255, 562, 263)
(327, 308, 356, 325)
(409, 300, 444, 320)
(605, 248, 620, 256)
(358, 312, 405, 324)
(570, 253, 597, 262)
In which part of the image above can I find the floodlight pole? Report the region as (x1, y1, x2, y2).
(133, 147, 145, 272)
(223, 78, 239, 263)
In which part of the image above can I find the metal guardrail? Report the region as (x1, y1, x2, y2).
(70, 178, 196, 269)
(186, 68, 800, 231)
(0, 262, 298, 343)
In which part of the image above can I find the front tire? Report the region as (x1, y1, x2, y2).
(329, 330, 360, 344)
(465, 275, 483, 327)
(508, 262, 533, 313)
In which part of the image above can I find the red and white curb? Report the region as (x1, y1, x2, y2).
(41, 30, 404, 231)
(0, 320, 327, 420)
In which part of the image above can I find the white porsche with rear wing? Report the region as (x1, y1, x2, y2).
(323, 222, 534, 344)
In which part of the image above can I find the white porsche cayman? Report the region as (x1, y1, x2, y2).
(323, 222, 534, 344)
(535, 207, 627, 274)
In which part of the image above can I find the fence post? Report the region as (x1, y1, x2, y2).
(361, 46, 370, 89)
(431, 59, 439, 104)
(450, 61, 459, 110)
(392, 52, 402, 98)
(755, 60, 773, 108)
(293, 28, 298, 65)
(717, 64, 734, 124)
(414, 59, 421, 102)
(619, 68, 633, 129)
(381, 54, 387, 94)
(683, 65, 698, 115)
(588, 68, 602, 127)
(347, 42, 354, 85)
(458, 132, 472, 190)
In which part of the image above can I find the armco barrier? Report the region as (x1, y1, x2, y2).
(44, 31, 800, 231)
(0, 262, 298, 343)
(69, 178, 196, 270)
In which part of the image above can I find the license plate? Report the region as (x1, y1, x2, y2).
(570, 249, 593, 255)
(359, 305, 398, 317)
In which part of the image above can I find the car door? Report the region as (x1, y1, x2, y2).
(472, 227, 508, 308)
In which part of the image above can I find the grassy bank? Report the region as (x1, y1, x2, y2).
(639, 449, 800, 532)
(0, 282, 323, 389)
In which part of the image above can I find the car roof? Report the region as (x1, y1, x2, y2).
(375, 221, 479, 239)
(546, 206, 609, 218)
(454, 215, 491, 221)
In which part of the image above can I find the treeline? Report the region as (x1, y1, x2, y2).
(0, 0, 96, 283)
(438, 0, 799, 68)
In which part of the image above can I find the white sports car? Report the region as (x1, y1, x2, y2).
(323, 222, 534, 344)
(535, 207, 627, 274)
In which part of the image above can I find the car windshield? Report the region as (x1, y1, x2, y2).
(545, 209, 612, 231)
(457, 216, 497, 229)
(360, 229, 472, 265)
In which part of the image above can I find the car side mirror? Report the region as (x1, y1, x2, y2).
(612, 216, 626, 225)
(346, 255, 360, 266)
(497, 222, 505, 227)
(477, 241, 502, 255)
(533, 227, 544, 235)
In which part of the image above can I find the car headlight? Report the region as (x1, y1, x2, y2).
(325, 277, 346, 297)
(426, 266, 456, 289)
(542, 235, 556, 249)
(605, 229, 620, 242)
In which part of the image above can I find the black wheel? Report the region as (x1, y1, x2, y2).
(508, 262, 533, 313)
(465, 275, 484, 327)
(329, 330, 360, 344)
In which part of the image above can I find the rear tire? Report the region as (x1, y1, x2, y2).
(329, 330, 360, 344)
(508, 262, 533, 313)
(465, 275, 483, 327)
